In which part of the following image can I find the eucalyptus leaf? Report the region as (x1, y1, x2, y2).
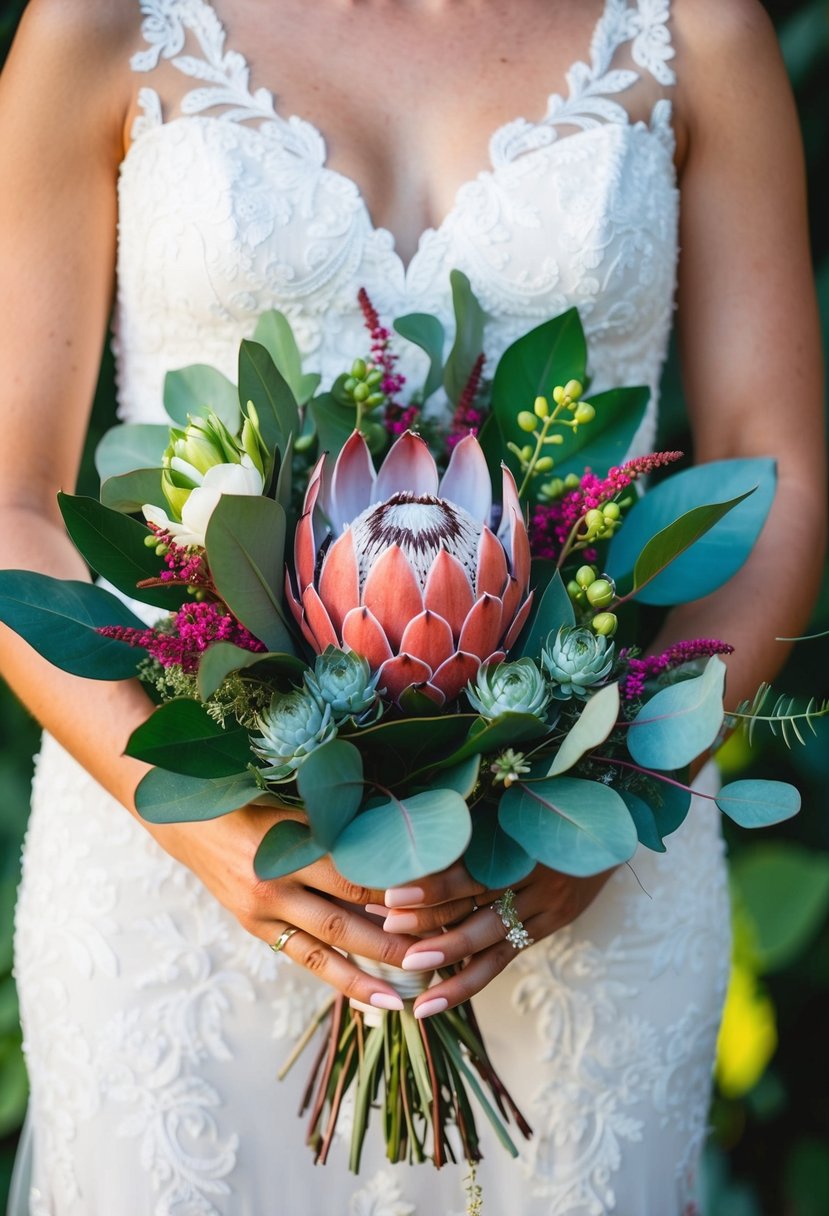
(437, 755, 481, 799)
(253, 310, 320, 405)
(626, 656, 726, 770)
(238, 339, 300, 456)
(548, 683, 620, 776)
(296, 739, 364, 849)
(58, 492, 188, 610)
(331, 788, 472, 887)
(95, 423, 169, 481)
(435, 712, 550, 769)
(135, 768, 261, 823)
(100, 468, 167, 514)
(254, 820, 327, 880)
(499, 776, 638, 876)
(164, 364, 241, 431)
(197, 642, 306, 700)
(464, 802, 536, 887)
(443, 270, 485, 406)
(0, 572, 144, 679)
(125, 698, 252, 777)
(394, 312, 445, 401)
(619, 788, 666, 852)
(716, 779, 801, 828)
(516, 569, 575, 659)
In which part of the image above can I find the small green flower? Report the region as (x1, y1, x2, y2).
(467, 658, 550, 720)
(490, 748, 531, 788)
(251, 688, 337, 778)
(541, 626, 614, 700)
(305, 647, 379, 721)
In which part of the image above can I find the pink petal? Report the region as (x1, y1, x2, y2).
(318, 529, 360, 635)
(476, 526, 508, 599)
(341, 606, 393, 669)
(431, 651, 481, 702)
(327, 430, 377, 534)
(417, 682, 446, 707)
(362, 546, 423, 651)
(438, 434, 492, 522)
(423, 549, 474, 639)
(501, 575, 521, 626)
(399, 611, 454, 674)
(509, 508, 531, 592)
(295, 474, 322, 592)
(497, 464, 523, 561)
(483, 650, 506, 666)
(458, 594, 504, 660)
(377, 653, 432, 703)
(503, 593, 534, 652)
(285, 569, 318, 650)
(301, 586, 339, 652)
(375, 431, 439, 501)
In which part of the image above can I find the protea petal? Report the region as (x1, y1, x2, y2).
(342, 606, 394, 669)
(458, 593, 504, 660)
(416, 682, 446, 707)
(509, 506, 531, 592)
(423, 549, 474, 639)
(431, 651, 481, 702)
(399, 610, 454, 673)
(301, 585, 339, 652)
(501, 575, 522, 626)
(362, 545, 423, 651)
(476, 526, 508, 599)
(375, 431, 439, 501)
(438, 433, 492, 522)
(327, 430, 377, 533)
(318, 528, 360, 635)
(285, 569, 318, 650)
(376, 653, 433, 703)
(497, 464, 523, 560)
(503, 592, 534, 651)
(295, 473, 323, 593)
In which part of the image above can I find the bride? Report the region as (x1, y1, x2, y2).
(0, 1, 824, 1213)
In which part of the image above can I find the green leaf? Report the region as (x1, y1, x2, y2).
(95, 423, 169, 480)
(548, 683, 620, 776)
(253, 310, 320, 405)
(296, 739, 364, 849)
(393, 312, 445, 401)
(164, 364, 241, 431)
(254, 820, 327, 880)
(331, 788, 472, 887)
(435, 712, 550, 770)
(100, 468, 167, 514)
(238, 339, 300, 456)
(0, 572, 145, 678)
(309, 392, 357, 465)
(618, 788, 665, 852)
(631, 490, 755, 599)
(499, 776, 638, 876)
(626, 655, 726, 770)
(204, 494, 296, 653)
(607, 457, 777, 605)
(125, 699, 252, 777)
(630, 776, 691, 843)
(354, 714, 474, 783)
(443, 270, 485, 406)
(731, 842, 829, 972)
(135, 768, 261, 823)
(464, 802, 536, 887)
(716, 779, 801, 828)
(58, 493, 188, 610)
(437, 755, 481, 799)
(550, 386, 650, 482)
(197, 641, 306, 700)
(516, 569, 575, 659)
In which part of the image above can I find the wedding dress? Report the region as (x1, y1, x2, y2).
(12, 2, 731, 1213)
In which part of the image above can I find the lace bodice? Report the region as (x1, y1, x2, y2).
(116, 0, 679, 453)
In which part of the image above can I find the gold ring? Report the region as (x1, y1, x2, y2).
(270, 926, 299, 953)
(490, 889, 533, 950)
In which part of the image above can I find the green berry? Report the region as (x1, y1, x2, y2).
(586, 578, 614, 609)
(575, 565, 597, 589)
(517, 411, 537, 433)
(534, 395, 550, 418)
(352, 382, 370, 403)
(592, 612, 618, 637)
(351, 358, 367, 379)
(603, 501, 621, 521)
(574, 402, 596, 425)
(564, 379, 583, 401)
(535, 455, 555, 474)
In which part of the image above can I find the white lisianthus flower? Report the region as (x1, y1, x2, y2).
(143, 456, 264, 548)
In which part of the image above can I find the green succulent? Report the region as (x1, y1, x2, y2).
(541, 626, 614, 700)
(305, 647, 380, 721)
(466, 658, 550, 720)
(251, 688, 337, 779)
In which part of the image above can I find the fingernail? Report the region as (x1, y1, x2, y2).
(385, 886, 425, 908)
(414, 996, 448, 1020)
(401, 950, 445, 971)
(369, 992, 404, 1012)
(364, 903, 388, 917)
(383, 912, 418, 933)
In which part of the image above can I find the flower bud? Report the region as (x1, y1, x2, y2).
(564, 473, 581, 490)
(566, 579, 584, 603)
(366, 368, 384, 387)
(351, 358, 367, 380)
(365, 392, 386, 409)
(517, 411, 537, 433)
(584, 509, 605, 537)
(564, 379, 583, 401)
(535, 456, 555, 473)
(352, 382, 370, 403)
(592, 612, 618, 637)
(545, 477, 565, 500)
(344, 376, 358, 393)
(521, 444, 534, 463)
(574, 402, 596, 425)
(576, 565, 597, 588)
(552, 386, 566, 405)
(586, 578, 614, 609)
(602, 501, 621, 521)
(534, 395, 550, 418)
(548, 433, 564, 445)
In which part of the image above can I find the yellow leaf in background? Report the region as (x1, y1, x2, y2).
(715, 961, 777, 1098)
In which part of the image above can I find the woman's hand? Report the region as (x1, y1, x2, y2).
(373, 862, 614, 1018)
(150, 803, 417, 1012)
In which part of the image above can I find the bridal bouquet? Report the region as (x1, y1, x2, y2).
(0, 273, 822, 1177)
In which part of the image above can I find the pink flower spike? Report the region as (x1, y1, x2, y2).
(439, 433, 492, 523)
(374, 431, 439, 501)
(327, 431, 377, 534)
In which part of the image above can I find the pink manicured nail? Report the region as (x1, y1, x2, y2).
(401, 950, 445, 971)
(369, 992, 404, 1012)
(364, 903, 388, 917)
(385, 886, 425, 908)
(383, 912, 418, 933)
(414, 996, 448, 1020)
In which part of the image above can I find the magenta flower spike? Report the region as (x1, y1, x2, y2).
(288, 431, 533, 705)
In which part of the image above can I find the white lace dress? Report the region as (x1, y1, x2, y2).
(12, 2, 731, 1213)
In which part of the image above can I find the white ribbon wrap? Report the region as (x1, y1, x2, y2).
(349, 954, 433, 1027)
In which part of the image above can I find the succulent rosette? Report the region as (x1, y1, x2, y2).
(251, 688, 337, 778)
(286, 430, 533, 705)
(305, 647, 380, 721)
(542, 625, 614, 699)
(466, 658, 550, 720)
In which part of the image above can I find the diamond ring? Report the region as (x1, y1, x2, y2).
(490, 889, 534, 950)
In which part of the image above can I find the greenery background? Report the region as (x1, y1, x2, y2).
(0, 1, 827, 1211)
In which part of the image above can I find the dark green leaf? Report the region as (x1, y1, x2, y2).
(618, 788, 666, 852)
(435, 712, 550, 769)
(238, 340, 300, 455)
(0, 572, 144, 678)
(627, 656, 726, 770)
(550, 386, 650, 482)
(95, 423, 169, 481)
(731, 842, 829, 972)
(443, 270, 485, 406)
(254, 820, 326, 879)
(464, 801, 536, 887)
(253, 310, 320, 405)
(197, 642, 306, 700)
(437, 755, 481, 799)
(296, 739, 364, 849)
(135, 768, 261, 823)
(393, 312, 445, 401)
(632, 490, 755, 599)
(164, 364, 241, 431)
(516, 570, 575, 659)
(100, 468, 167, 514)
(354, 714, 474, 783)
(309, 391, 357, 465)
(125, 698, 251, 777)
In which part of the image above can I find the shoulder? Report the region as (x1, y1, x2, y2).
(10, 0, 141, 60)
(670, 0, 777, 57)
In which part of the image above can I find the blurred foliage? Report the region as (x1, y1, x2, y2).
(0, 0, 827, 1212)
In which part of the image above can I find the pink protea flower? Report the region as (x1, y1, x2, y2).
(286, 430, 533, 706)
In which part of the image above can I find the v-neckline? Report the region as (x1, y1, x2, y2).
(193, 0, 617, 274)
